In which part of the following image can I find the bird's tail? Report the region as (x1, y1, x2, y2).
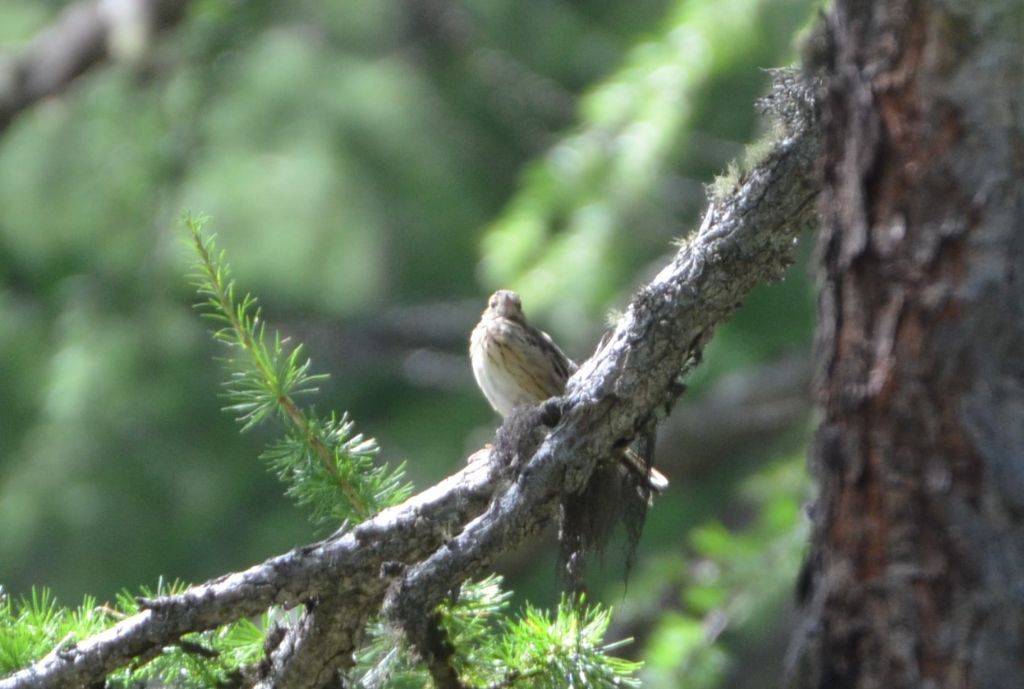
(618, 447, 669, 493)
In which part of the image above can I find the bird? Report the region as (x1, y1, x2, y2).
(470, 289, 668, 493)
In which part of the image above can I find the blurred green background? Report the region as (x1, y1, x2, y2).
(0, 0, 819, 686)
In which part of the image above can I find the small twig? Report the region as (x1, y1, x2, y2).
(409, 611, 466, 689)
(178, 639, 220, 660)
(483, 668, 544, 689)
(188, 227, 370, 518)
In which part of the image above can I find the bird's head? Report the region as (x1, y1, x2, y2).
(487, 290, 524, 320)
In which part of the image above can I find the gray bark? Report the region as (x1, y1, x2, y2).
(788, 1, 1024, 687)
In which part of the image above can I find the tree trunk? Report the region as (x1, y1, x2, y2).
(789, 1, 1024, 688)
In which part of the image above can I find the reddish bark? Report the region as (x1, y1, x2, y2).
(790, 2, 1024, 688)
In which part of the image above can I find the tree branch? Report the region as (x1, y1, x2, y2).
(385, 70, 821, 658)
(0, 456, 499, 689)
(0, 70, 821, 689)
(0, 0, 188, 135)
